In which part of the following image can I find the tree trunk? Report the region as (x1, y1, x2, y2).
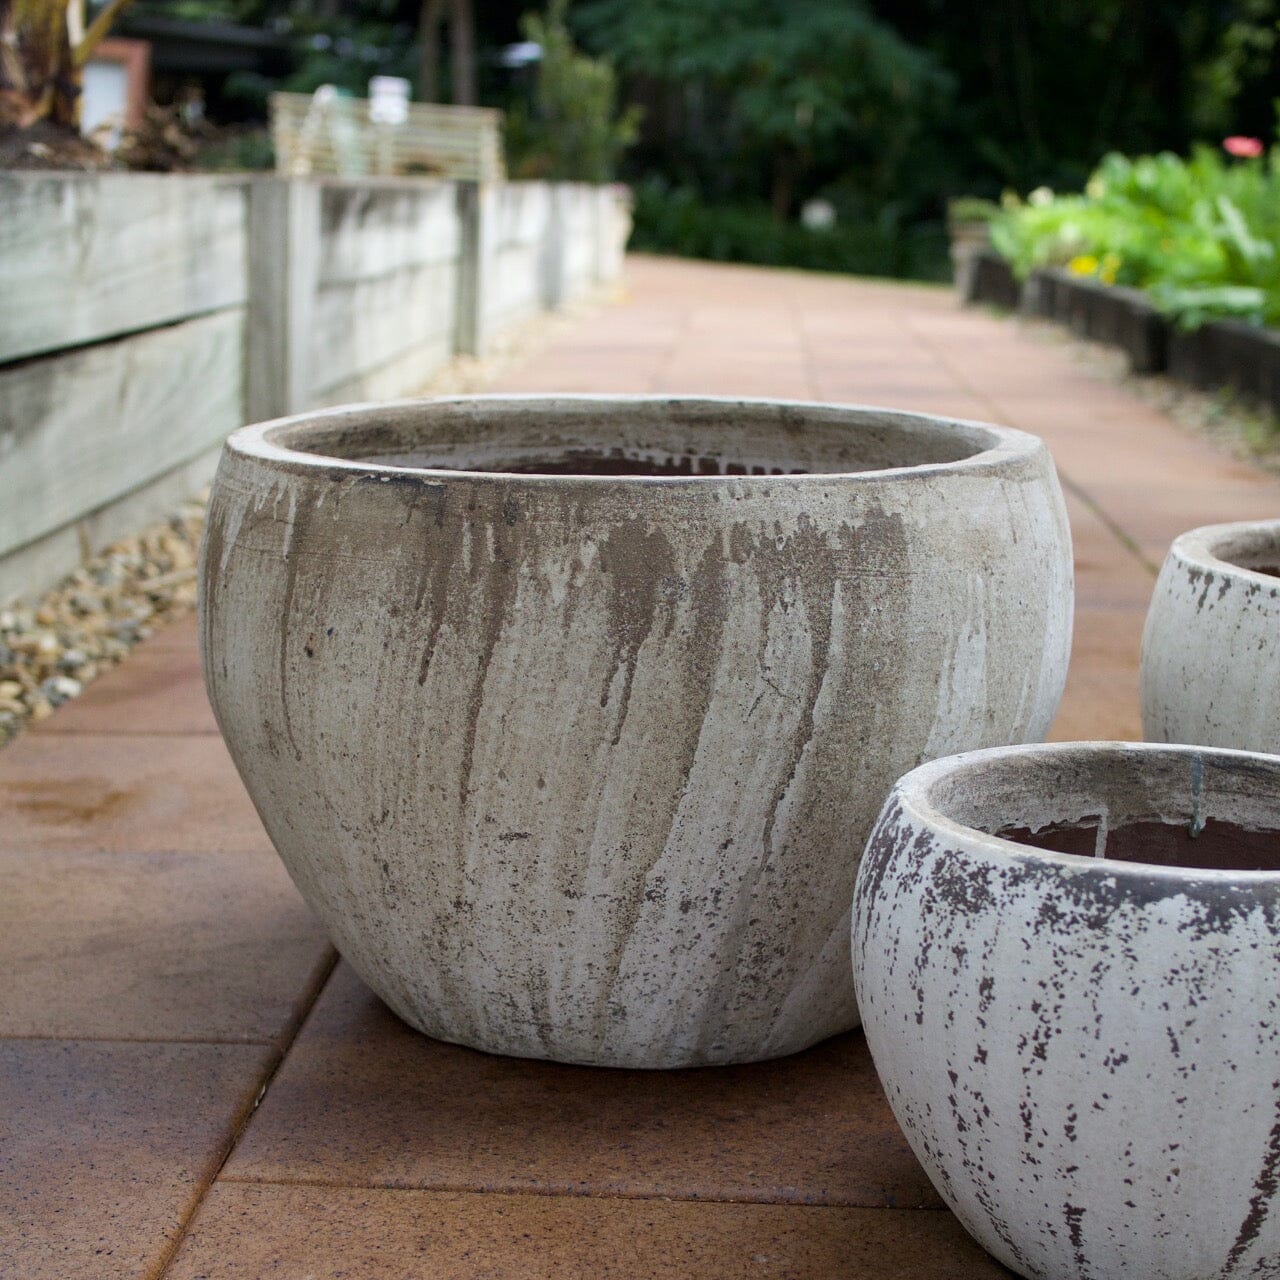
(417, 0, 445, 102)
(770, 147, 795, 222)
(449, 0, 476, 106)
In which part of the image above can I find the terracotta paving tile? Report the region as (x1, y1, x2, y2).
(1062, 490, 1155, 611)
(0, 846, 330, 1042)
(0, 1039, 275, 1280)
(0, 734, 271, 855)
(803, 386, 990, 418)
(1048, 606, 1146, 743)
(166, 1185, 1011, 1280)
(35, 645, 217, 735)
(1076, 477, 1280, 566)
(143, 610, 199, 651)
(655, 375, 815, 399)
(15, 255, 1279, 1279)
(223, 964, 939, 1209)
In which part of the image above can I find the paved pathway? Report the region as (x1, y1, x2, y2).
(4, 255, 1278, 1279)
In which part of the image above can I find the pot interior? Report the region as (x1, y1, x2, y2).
(928, 749, 1280, 874)
(1206, 524, 1280, 580)
(993, 817, 1277, 873)
(265, 398, 999, 478)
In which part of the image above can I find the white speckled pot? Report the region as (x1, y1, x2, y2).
(1142, 520, 1280, 752)
(853, 741, 1280, 1280)
(200, 394, 1073, 1067)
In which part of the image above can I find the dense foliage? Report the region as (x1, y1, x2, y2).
(575, 0, 950, 219)
(572, 0, 1280, 282)
(992, 142, 1280, 328)
(863, 0, 1277, 196)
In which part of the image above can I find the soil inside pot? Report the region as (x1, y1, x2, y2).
(995, 818, 1280, 873)
(355, 447, 809, 476)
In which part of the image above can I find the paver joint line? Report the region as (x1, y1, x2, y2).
(206, 1174, 955, 1210)
(149, 949, 340, 1280)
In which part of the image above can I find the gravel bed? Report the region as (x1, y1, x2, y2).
(0, 495, 205, 747)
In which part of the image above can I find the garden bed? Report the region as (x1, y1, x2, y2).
(1167, 318, 1280, 417)
(962, 249, 1280, 416)
(960, 247, 1020, 310)
(1022, 268, 1168, 375)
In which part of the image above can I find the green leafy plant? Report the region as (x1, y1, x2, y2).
(947, 197, 1002, 226)
(505, 0, 639, 183)
(991, 138, 1280, 327)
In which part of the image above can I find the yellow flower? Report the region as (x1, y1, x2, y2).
(1068, 254, 1099, 276)
(1098, 252, 1121, 285)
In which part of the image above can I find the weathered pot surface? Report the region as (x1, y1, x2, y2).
(1142, 519, 1280, 752)
(853, 740, 1280, 1280)
(199, 394, 1072, 1067)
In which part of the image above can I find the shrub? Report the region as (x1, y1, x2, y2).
(630, 180, 949, 282)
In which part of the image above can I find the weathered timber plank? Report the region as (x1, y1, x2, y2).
(0, 445, 221, 606)
(317, 182, 461, 286)
(0, 309, 244, 557)
(0, 173, 247, 365)
(479, 184, 552, 339)
(485, 243, 543, 335)
(310, 260, 458, 400)
(310, 336, 455, 409)
(558, 185, 600, 295)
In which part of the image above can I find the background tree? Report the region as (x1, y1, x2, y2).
(416, 0, 476, 105)
(865, 0, 1280, 195)
(574, 0, 952, 220)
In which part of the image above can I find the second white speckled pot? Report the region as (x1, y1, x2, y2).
(1142, 519, 1280, 752)
(853, 741, 1280, 1280)
(200, 395, 1072, 1067)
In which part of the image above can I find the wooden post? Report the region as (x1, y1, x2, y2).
(245, 177, 320, 422)
(540, 184, 567, 311)
(449, 0, 477, 106)
(454, 179, 492, 356)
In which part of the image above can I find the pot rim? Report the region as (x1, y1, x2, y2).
(1168, 519, 1280, 592)
(223, 393, 1045, 487)
(890, 740, 1280, 884)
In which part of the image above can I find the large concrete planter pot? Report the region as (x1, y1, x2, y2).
(1142, 520, 1280, 752)
(200, 394, 1072, 1067)
(853, 741, 1280, 1280)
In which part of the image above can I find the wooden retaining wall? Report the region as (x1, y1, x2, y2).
(0, 173, 248, 607)
(0, 172, 631, 605)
